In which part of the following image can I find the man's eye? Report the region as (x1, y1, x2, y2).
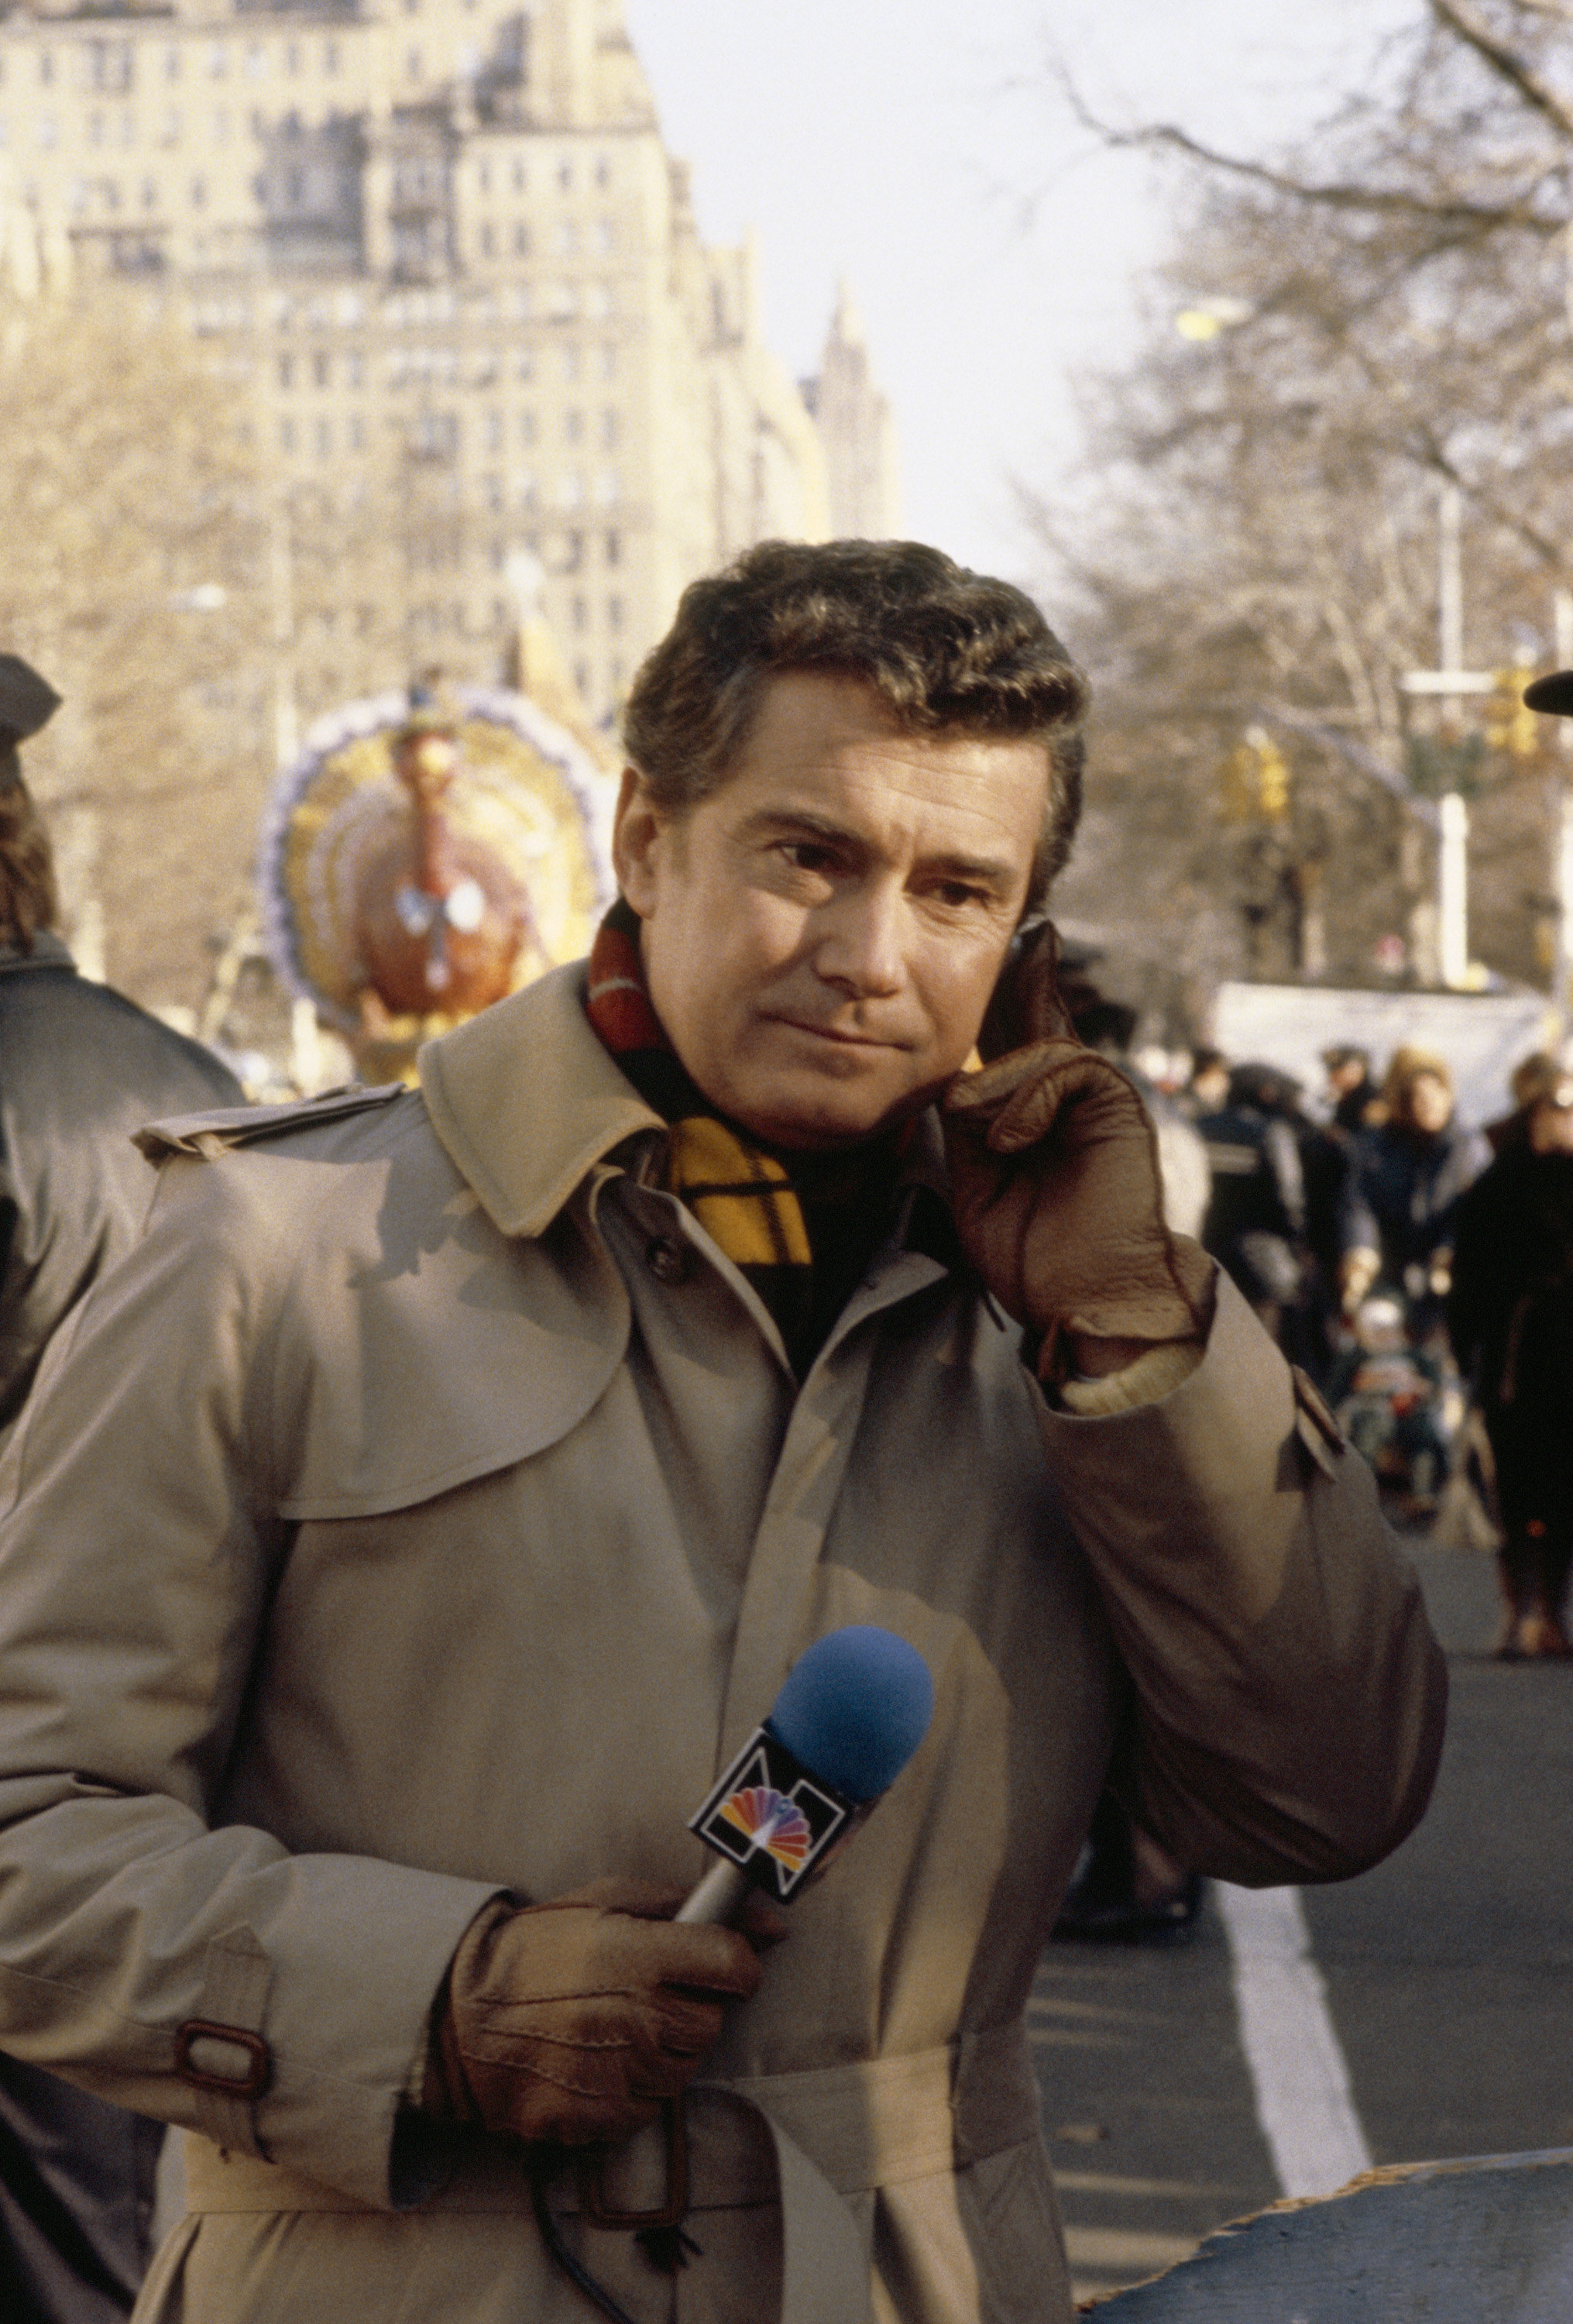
(781, 841, 836, 874)
(931, 882, 988, 910)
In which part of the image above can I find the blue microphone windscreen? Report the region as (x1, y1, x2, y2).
(768, 1626, 934, 1802)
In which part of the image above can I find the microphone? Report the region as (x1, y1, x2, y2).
(675, 1625, 934, 1926)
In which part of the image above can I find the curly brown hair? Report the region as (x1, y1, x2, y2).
(0, 768, 59, 953)
(621, 540, 1088, 912)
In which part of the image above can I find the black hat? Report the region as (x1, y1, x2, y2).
(0, 655, 61, 754)
(1523, 669, 1573, 717)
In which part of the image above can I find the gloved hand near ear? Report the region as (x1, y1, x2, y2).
(942, 923, 1214, 1384)
(423, 1876, 781, 2148)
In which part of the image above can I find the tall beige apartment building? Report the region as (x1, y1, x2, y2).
(0, 0, 898, 736)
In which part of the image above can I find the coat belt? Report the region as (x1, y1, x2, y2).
(181, 2023, 1042, 2323)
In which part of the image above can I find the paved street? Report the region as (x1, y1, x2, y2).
(1032, 1538, 1573, 2309)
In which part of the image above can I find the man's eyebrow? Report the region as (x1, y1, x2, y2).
(740, 807, 1018, 888)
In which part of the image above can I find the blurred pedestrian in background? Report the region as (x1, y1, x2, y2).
(1196, 1061, 1307, 1345)
(1337, 1048, 1487, 1331)
(0, 653, 243, 2322)
(1449, 1056, 1573, 1660)
(1181, 1044, 1230, 1119)
(1322, 1043, 1380, 1136)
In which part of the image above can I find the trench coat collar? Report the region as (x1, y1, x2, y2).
(417, 958, 953, 1244)
(417, 961, 663, 1239)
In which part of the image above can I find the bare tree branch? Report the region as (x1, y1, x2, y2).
(1055, 60, 1559, 234)
(1428, 0, 1573, 141)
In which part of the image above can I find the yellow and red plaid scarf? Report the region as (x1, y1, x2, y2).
(585, 897, 899, 1372)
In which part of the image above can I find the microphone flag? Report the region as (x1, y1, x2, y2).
(689, 1726, 857, 1903)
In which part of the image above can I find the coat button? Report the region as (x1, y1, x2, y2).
(645, 1234, 690, 1284)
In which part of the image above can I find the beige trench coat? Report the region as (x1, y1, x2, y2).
(0, 964, 1445, 2324)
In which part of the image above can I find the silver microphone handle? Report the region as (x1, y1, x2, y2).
(675, 1857, 754, 1926)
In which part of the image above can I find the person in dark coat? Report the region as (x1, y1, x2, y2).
(0, 655, 244, 2322)
(1322, 1043, 1380, 1136)
(1197, 1061, 1307, 1338)
(1449, 1057, 1573, 1659)
(1337, 1047, 1487, 1326)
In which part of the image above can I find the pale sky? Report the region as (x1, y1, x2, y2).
(623, 0, 1417, 585)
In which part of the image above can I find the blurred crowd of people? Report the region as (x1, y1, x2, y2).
(1166, 1032, 1573, 1666)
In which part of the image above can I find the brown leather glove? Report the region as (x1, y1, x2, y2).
(423, 1877, 769, 2148)
(943, 924, 1213, 1367)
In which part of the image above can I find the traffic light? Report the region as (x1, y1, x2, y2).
(1485, 665, 1540, 761)
(1221, 726, 1290, 822)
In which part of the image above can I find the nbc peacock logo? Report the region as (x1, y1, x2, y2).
(717, 1785, 814, 1870)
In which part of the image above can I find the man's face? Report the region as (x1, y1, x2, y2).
(613, 672, 1049, 1150)
(1327, 1058, 1365, 1097)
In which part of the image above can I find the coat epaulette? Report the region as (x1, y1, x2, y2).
(133, 1084, 408, 1164)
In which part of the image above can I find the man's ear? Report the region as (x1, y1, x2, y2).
(611, 766, 661, 916)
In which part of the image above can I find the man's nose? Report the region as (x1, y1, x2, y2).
(815, 883, 906, 996)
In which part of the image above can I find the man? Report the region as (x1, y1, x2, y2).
(0, 545, 1445, 2324)
(1449, 1056, 1573, 1660)
(0, 654, 243, 2323)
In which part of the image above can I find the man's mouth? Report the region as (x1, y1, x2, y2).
(771, 1016, 905, 1050)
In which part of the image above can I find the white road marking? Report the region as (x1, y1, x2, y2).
(1216, 1882, 1373, 2199)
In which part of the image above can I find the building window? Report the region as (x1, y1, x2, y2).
(564, 409, 582, 444)
(278, 353, 294, 387)
(483, 473, 502, 512)
(557, 160, 571, 191)
(245, 44, 266, 81)
(518, 410, 536, 446)
(560, 469, 585, 510)
(491, 596, 507, 628)
(208, 43, 227, 78)
(88, 112, 105, 149)
(606, 593, 622, 631)
(556, 220, 578, 256)
(164, 46, 180, 82)
(313, 350, 329, 387)
(141, 176, 156, 209)
(280, 417, 295, 452)
(570, 594, 586, 632)
(479, 222, 494, 258)
(604, 528, 620, 566)
(478, 160, 490, 194)
(515, 346, 534, 380)
(562, 344, 582, 384)
(191, 175, 206, 208)
(39, 53, 54, 87)
(595, 155, 610, 187)
(595, 467, 620, 507)
(511, 159, 524, 192)
(214, 109, 229, 143)
(484, 408, 501, 450)
(573, 658, 589, 697)
(38, 113, 58, 148)
(285, 43, 300, 77)
(512, 221, 528, 257)
(517, 471, 538, 507)
(286, 166, 303, 204)
(348, 414, 364, 450)
(599, 407, 617, 448)
(594, 218, 613, 253)
(100, 177, 120, 211)
(160, 108, 180, 144)
(315, 418, 331, 457)
(347, 350, 364, 387)
(406, 48, 421, 77)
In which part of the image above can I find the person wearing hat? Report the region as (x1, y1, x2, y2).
(0, 653, 244, 2322)
(1335, 1048, 1487, 1323)
(1450, 1054, 1573, 1656)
